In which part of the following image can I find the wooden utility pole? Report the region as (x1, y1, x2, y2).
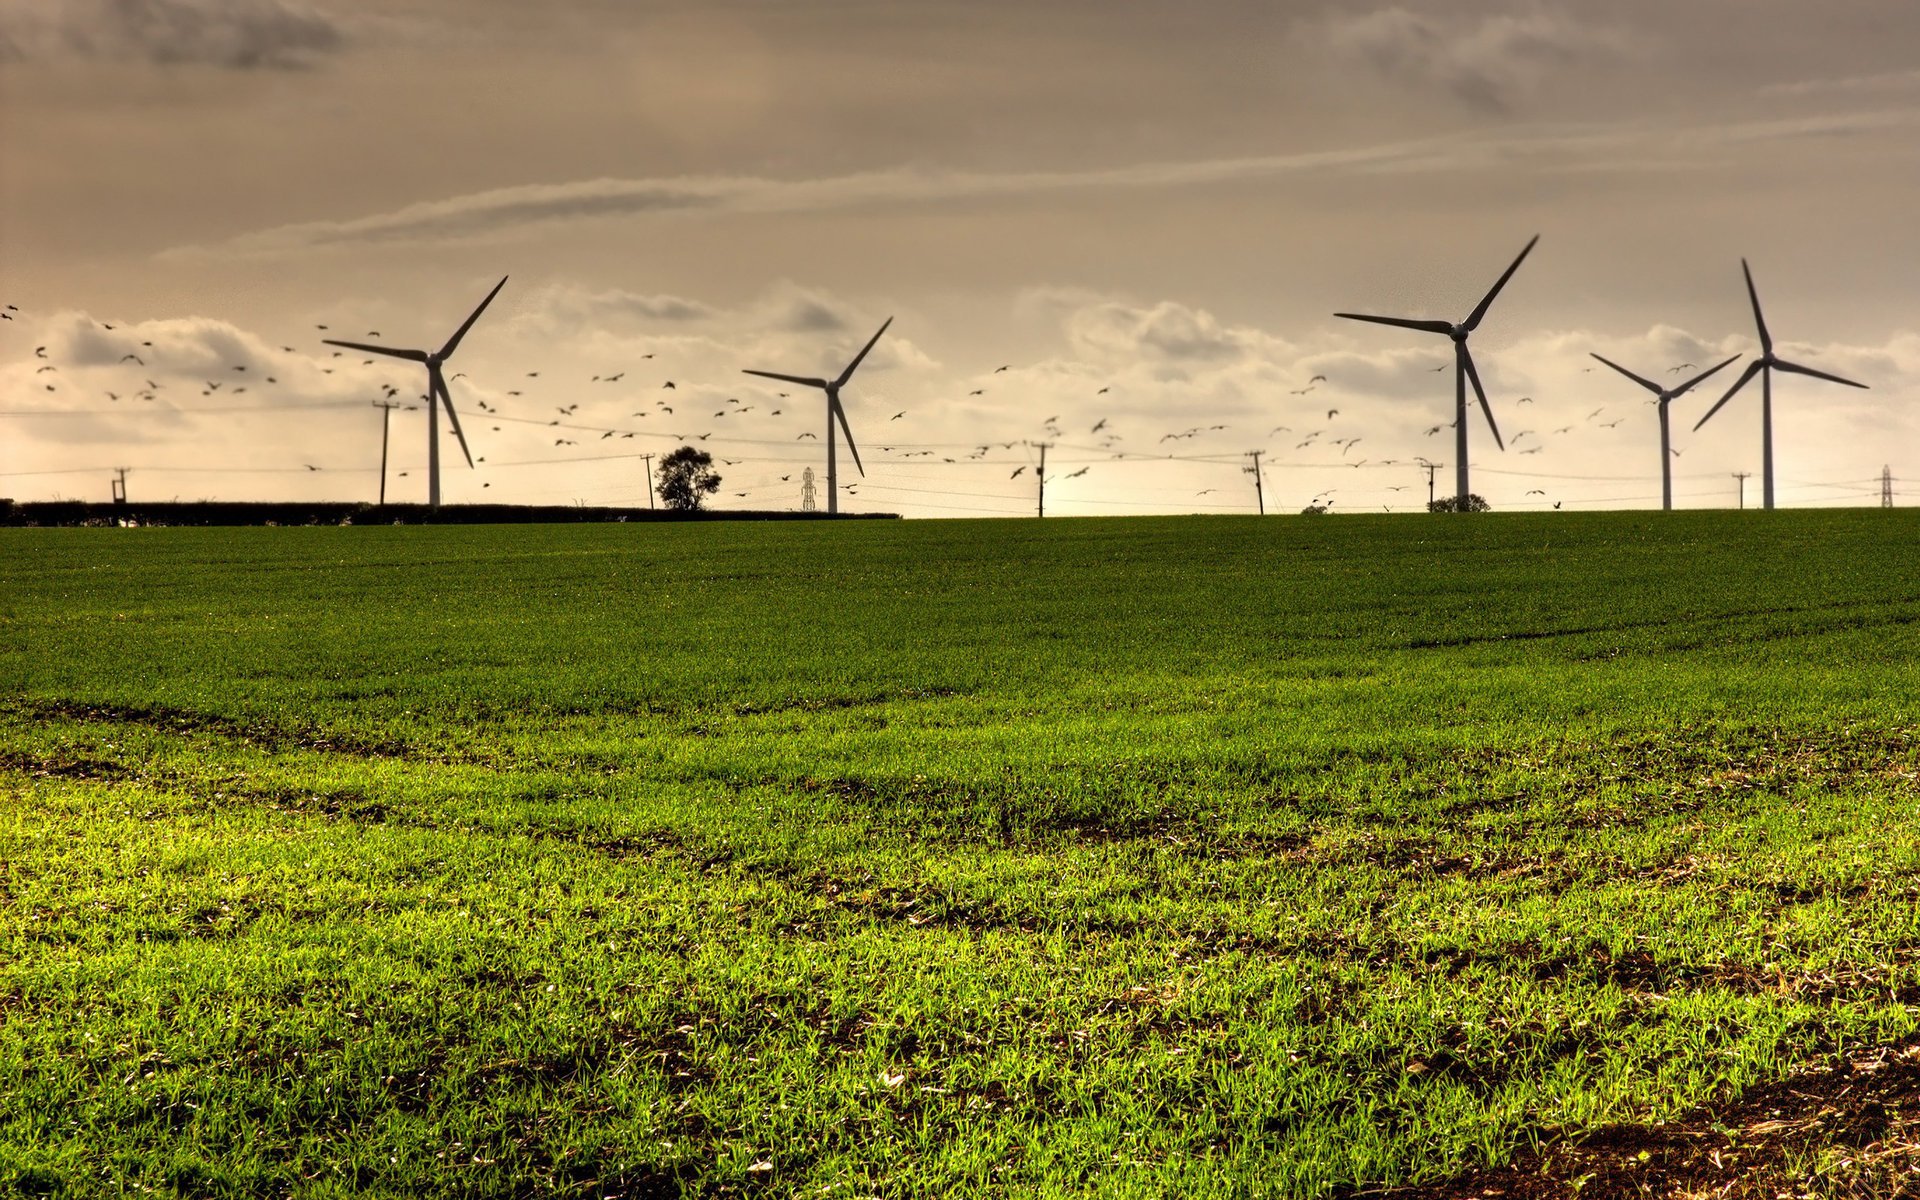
(1244, 451, 1265, 514)
(1032, 442, 1051, 517)
(1733, 471, 1751, 510)
(639, 453, 656, 510)
(371, 398, 401, 505)
(1416, 458, 1441, 509)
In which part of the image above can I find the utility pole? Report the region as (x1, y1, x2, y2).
(1032, 441, 1051, 517)
(371, 399, 400, 505)
(1244, 451, 1265, 515)
(639, 453, 656, 510)
(111, 467, 128, 506)
(1733, 471, 1751, 510)
(1417, 458, 1441, 509)
(1883, 465, 1895, 508)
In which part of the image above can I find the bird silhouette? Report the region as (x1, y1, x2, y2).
(1326, 409, 1339, 420)
(1096, 386, 1109, 394)
(1067, 467, 1089, 478)
(120, 354, 142, 365)
(663, 381, 676, 389)
(1309, 374, 1327, 384)
(1011, 467, 1026, 478)
(891, 411, 905, 420)
(34, 346, 46, 358)
(968, 389, 984, 396)
(995, 365, 1010, 373)
(1091, 419, 1108, 433)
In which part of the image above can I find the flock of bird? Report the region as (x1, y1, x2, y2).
(1, 242, 1873, 513)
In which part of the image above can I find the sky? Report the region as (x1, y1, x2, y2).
(4, 0, 1919, 516)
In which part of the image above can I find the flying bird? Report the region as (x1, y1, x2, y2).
(1011, 467, 1026, 478)
(1091, 419, 1108, 433)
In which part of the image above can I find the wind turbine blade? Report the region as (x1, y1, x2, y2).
(834, 317, 894, 389)
(1668, 354, 1743, 399)
(1333, 313, 1454, 335)
(1772, 358, 1868, 389)
(433, 369, 475, 469)
(1460, 348, 1504, 450)
(1589, 353, 1662, 394)
(742, 369, 828, 388)
(1741, 259, 1772, 355)
(1463, 235, 1539, 332)
(437, 276, 509, 361)
(831, 394, 864, 476)
(1692, 359, 1765, 431)
(323, 340, 429, 363)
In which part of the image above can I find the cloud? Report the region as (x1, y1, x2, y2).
(0, 0, 345, 70)
(508, 283, 716, 338)
(1315, 5, 1628, 113)
(163, 105, 1920, 258)
(1761, 69, 1920, 99)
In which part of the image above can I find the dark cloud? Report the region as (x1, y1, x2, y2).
(1316, 5, 1625, 113)
(0, 0, 345, 70)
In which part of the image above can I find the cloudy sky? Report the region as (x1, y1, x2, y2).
(3, 0, 1919, 515)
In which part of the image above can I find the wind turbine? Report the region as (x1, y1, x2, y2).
(742, 318, 891, 515)
(323, 276, 507, 508)
(1336, 236, 1538, 510)
(1693, 260, 1867, 509)
(1589, 352, 1739, 511)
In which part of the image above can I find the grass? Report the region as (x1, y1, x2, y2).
(5, 511, 1920, 1197)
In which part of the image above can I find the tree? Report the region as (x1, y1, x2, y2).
(657, 446, 721, 512)
(1428, 493, 1491, 513)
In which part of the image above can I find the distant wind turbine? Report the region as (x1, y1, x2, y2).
(1589, 352, 1739, 510)
(1336, 236, 1538, 510)
(742, 318, 892, 516)
(323, 276, 507, 508)
(1692, 260, 1867, 509)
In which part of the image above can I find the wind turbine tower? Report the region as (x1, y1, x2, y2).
(1692, 261, 1867, 509)
(323, 276, 508, 508)
(1336, 237, 1539, 511)
(742, 319, 892, 516)
(1589, 353, 1739, 510)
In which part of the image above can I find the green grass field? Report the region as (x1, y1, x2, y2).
(7, 512, 1920, 1198)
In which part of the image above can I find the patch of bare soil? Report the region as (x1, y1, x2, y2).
(1347, 1039, 1920, 1199)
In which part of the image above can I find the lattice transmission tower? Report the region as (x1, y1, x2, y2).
(800, 467, 818, 513)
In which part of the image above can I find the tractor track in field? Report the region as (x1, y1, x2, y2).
(3, 698, 425, 761)
(1347, 1037, 1920, 1199)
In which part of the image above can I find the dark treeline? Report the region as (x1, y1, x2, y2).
(0, 500, 899, 527)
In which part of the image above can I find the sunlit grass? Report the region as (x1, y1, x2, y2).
(5, 511, 1920, 1196)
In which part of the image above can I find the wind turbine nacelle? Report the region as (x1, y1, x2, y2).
(1450, 326, 1470, 342)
